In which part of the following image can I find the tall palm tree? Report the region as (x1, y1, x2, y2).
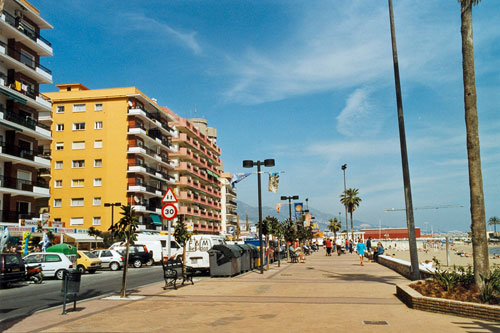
(489, 217, 500, 235)
(340, 188, 362, 240)
(328, 218, 342, 240)
(459, 0, 489, 288)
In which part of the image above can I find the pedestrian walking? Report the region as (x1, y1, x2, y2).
(336, 238, 343, 256)
(366, 237, 372, 253)
(349, 240, 353, 254)
(356, 238, 367, 266)
(325, 238, 332, 256)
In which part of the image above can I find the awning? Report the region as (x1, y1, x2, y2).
(150, 214, 162, 225)
(206, 169, 219, 178)
(64, 233, 103, 243)
(0, 87, 27, 104)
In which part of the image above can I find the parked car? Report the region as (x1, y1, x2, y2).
(109, 243, 152, 268)
(23, 252, 73, 280)
(91, 249, 124, 271)
(0, 253, 26, 286)
(76, 251, 102, 273)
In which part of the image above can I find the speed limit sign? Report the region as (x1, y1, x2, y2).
(161, 204, 178, 220)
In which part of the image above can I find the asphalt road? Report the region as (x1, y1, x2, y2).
(0, 266, 166, 323)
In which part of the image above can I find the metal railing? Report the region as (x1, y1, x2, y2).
(2, 11, 52, 46)
(0, 174, 49, 190)
(0, 209, 37, 222)
(0, 40, 52, 75)
(0, 107, 50, 130)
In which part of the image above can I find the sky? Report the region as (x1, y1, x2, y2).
(34, 1, 500, 232)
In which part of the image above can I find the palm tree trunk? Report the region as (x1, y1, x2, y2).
(266, 235, 269, 270)
(350, 211, 354, 241)
(461, 0, 489, 288)
(121, 237, 130, 298)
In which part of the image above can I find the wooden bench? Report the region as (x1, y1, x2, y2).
(161, 258, 194, 290)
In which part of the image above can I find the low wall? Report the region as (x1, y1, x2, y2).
(377, 255, 434, 279)
(397, 282, 500, 322)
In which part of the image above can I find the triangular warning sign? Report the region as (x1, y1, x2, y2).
(162, 187, 177, 203)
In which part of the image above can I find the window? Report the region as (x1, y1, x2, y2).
(70, 217, 83, 226)
(95, 103, 103, 111)
(45, 254, 62, 262)
(73, 122, 85, 131)
(94, 140, 102, 148)
(72, 141, 85, 150)
(94, 159, 102, 167)
(72, 160, 85, 168)
(20, 49, 35, 67)
(71, 179, 84, 187)
(55, 161, 63, 169)
(54, 179, 62, 188)
(53, 199, 62, 207)
(93, 217, 101, 226)
(55, 142, 64, 151)
(53, 218, 61, 223)
(93, 197, 101, 206)
(94, 121, 103, 129)
(73, 104, 86, 112)
(94, 178, 102, 186)
(56, 105, 64, 113)
(56, 124, 64, 131)
(71, 198, 84, 206)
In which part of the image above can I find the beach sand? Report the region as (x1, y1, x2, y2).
(382, 243, 500, 269)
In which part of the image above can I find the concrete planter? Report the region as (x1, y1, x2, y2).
(397, 282, 500, 322)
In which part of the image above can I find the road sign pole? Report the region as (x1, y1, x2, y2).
(167, 219, 171, 258)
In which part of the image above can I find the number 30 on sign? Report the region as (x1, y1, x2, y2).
(161, 204, 178, 220)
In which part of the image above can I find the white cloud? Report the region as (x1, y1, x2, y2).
(336, 88, 384, 137)
(120, 13, 201, 54)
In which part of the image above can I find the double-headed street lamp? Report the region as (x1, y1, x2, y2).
(243, 158, 275, 274)
(104, 202, 121, 229)
(280, 195, 299, 222)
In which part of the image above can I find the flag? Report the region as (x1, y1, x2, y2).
(230, 173, 251, 188)
(276, 203, 281, 213)
(294, 202, 303, 213)
(268, 172, 280, 193)
(304, 214, 312, 227)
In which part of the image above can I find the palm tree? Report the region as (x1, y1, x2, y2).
(489, 217, 500, 235)
(459, 0, 489, 288)
(328, 218, 342, 240)
(340, 188, 362, 240)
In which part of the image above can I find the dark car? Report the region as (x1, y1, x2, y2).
(0, 253, 26, 286)
(110, 244, 152, 268)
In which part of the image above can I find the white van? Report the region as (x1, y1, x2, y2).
(186, 235, 226, 271)
(136, 234, 183, 261)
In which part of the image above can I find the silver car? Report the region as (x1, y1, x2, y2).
(91, 250, 124, 271)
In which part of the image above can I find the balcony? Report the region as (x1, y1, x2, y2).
(126, 145, 174, 170)
(0, 107, 51, 140)
(0, 11, 53, 56)
(178, 191, 221, 209)
(132, 201, 162, 214)
(127, 182, 163, 198)
(0, 74, 52, 112)
(0, 174, 50, 198)
(173, 132, 221, 165)
(175, 118, 221, 155)
(0, 141, 50, 168)
(0, 40, 52, 84)
(128, 106, 176, 137)
(0, 209, 38, 223)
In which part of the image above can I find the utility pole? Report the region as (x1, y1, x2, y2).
(388, 0, 419, 280)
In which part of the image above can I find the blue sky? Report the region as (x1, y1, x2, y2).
(35, 1, 499, 232)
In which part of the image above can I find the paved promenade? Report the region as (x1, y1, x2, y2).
(2, 251, 499, 332)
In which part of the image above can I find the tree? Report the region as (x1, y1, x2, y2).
(282, 219, 296, 262)
(261, 216, 278, 270)
(108, 205, 139, 298)
(271, 218, 284, 266)
(340, 188, 362, 240)
(88, 226, 102, 249)
(328, 218, 342, 239)
(489, 216, 500, 235)
(459, 0, 489, 288)
(173, 216, 192, 275)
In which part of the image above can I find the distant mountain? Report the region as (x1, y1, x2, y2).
(235, 200, 369, 231)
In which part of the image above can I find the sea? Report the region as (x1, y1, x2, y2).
(489, 247, 500, 255)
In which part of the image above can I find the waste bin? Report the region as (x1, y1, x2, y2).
(61, 269, 81, 294)
(208, 244, 243, 277)
(246, 244, 259, 269)
(236, 244, 252, 273)
(254, 246, 268, 267)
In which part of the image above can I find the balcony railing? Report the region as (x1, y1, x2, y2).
(0, 174, 49, 191)
(2, 10, 52, 47)
(0, 141, 50, 162)
(0, 106, 50, 131)
(0, 209, 37, 223)
(0, 40, 52, 76)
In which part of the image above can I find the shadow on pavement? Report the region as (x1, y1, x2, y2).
(452, 320, 500, 332)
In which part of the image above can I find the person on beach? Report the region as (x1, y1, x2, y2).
(336, 238, 343, 256)
(345, 239, 349, 253)
(356, 238, 367, 266)
(325, 238, 332, 256)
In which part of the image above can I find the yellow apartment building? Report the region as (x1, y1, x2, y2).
(45, 84, 178, 231)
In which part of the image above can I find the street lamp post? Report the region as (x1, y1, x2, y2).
(280, 195, 299, 222)
(341, 164, 348, 240)
(104, 202, 122, 229)
(243, 159, 275, 274)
